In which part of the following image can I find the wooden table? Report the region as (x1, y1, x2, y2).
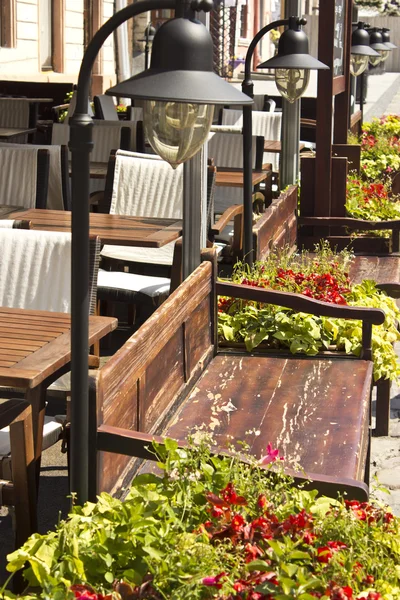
(264, 140, 306, 153)
(4, 208, 182, 248)
(69, 161, 108, 180)
(0, 306, 117, 475)
(216, 168, 269, 187)
(0, 127, 37, 140)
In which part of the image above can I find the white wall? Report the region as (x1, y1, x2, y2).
(0, 0, 116, 82)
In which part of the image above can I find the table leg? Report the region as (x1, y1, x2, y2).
(25, 385, 46, 491)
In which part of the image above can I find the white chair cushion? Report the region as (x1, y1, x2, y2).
(0, 147, 38, 209)
(0, 415, 63, 457)
(98, 269, 170, 299)
(101, 241, 175, 267)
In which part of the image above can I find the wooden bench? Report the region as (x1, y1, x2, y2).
(88, 256, 384, 502)
(252, 185, 400, 436)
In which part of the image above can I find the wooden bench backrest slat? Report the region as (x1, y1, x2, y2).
(92, 261, 215, 494)
(253, 185, 297, 259)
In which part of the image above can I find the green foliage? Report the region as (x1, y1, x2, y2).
(218, 244, 400, 381)
(3, 440, 400, 600)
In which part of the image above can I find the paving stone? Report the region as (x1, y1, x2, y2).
(375, 469, 400, 490)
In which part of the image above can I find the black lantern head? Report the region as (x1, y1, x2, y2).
(107, 17, 253, 105)
(351, 22, 380, 56)
(382, 28, 397, 49)
(257, 16, 328, 70)
(368, 27, 389, 51)
(106, 16, 252, 168)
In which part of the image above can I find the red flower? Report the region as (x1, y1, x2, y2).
(317, 546, 333, 563)
(70, 585, 103, 600)
(221, 482, 247, 506)
(231, 513, 246, 532)
(257, 494, 267, 509)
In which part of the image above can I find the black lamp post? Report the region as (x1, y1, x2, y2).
(138, 22, 156, 71)
(241, 16, 328, 266)
(69, 0, 252, 504)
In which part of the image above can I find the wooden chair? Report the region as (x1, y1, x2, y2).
(0, 142, 69, 210)
(98, 152, 232, 276)
(88, 257, 384, 501)
(221, 108, 282, 172)
(207, 131, 266, 214)
(94, 95, 119, 121)
(0, 146, 49, 209)
(0, 399, 37, 549)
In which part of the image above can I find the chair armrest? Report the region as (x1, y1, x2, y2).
(216, 280, 385, 360)
(89, 191, 104, 211)
(211, 204, 243, 236)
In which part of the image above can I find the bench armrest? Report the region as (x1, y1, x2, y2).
(216, 281, 385, 360)
(97, 425, 369, 501)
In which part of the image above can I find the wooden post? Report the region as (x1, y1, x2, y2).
(314, 0, 350, 218)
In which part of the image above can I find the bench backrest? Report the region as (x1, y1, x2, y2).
(253, 185, 298, 260)
(90, 257, 217, 495)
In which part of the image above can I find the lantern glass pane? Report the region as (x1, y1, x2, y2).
(274, 68, 310, 103)
(350, 54, 369, 77)
(369, 54, 382, 66)
(143, 101, 214, 168)
(380, 49, 390, 62)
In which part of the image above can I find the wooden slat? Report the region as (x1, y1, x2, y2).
(7, 209, 183, 248)
(165, 354, 372, 483)
(216, 170, 269, 188)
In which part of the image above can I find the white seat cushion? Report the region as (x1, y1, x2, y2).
(0, 415, 63, 457)
(101, 241, 175, 267)
(97, 269, 170, 300)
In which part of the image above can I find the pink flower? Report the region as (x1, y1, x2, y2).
(259, 442, 284, 465)
(202, 573, 227, 589)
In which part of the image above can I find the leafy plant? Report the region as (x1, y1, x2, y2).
(2, 438, 399, 600)
(218, 244, 400, 381)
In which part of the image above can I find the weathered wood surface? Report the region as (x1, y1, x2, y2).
(165, 354, 371, 484)
(6, 209, 183, 248)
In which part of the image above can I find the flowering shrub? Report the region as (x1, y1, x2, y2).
(345, 176, 400, 232)
(2, 438, 400, 600)
(349, 116, 400, 180)
(218, 244, 400, 381)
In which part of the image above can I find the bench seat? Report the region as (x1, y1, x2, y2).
(165, 353, 371, 486)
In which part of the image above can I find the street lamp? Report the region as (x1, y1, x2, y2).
(350, 22, 380, 77)
(139, 22, 156, 70)
(241, 16, 328, 266)
(382, 28, 397, 50)
(69, 0, 252, 504)
(368, 28, 390, 66)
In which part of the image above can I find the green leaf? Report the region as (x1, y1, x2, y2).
(143, 546, 165, 560)
(246, 560, 273, 572)
(222, 324, 235, 341)
(104, 572, 114, 584)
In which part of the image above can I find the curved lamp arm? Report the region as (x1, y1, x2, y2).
(243, 18, 288, 96)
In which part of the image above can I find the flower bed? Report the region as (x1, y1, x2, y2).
(345, 177, 400, 237)
(2, 439, 400, 600)
(218, 244, 400, 381)
(349, 115, 400, 181)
